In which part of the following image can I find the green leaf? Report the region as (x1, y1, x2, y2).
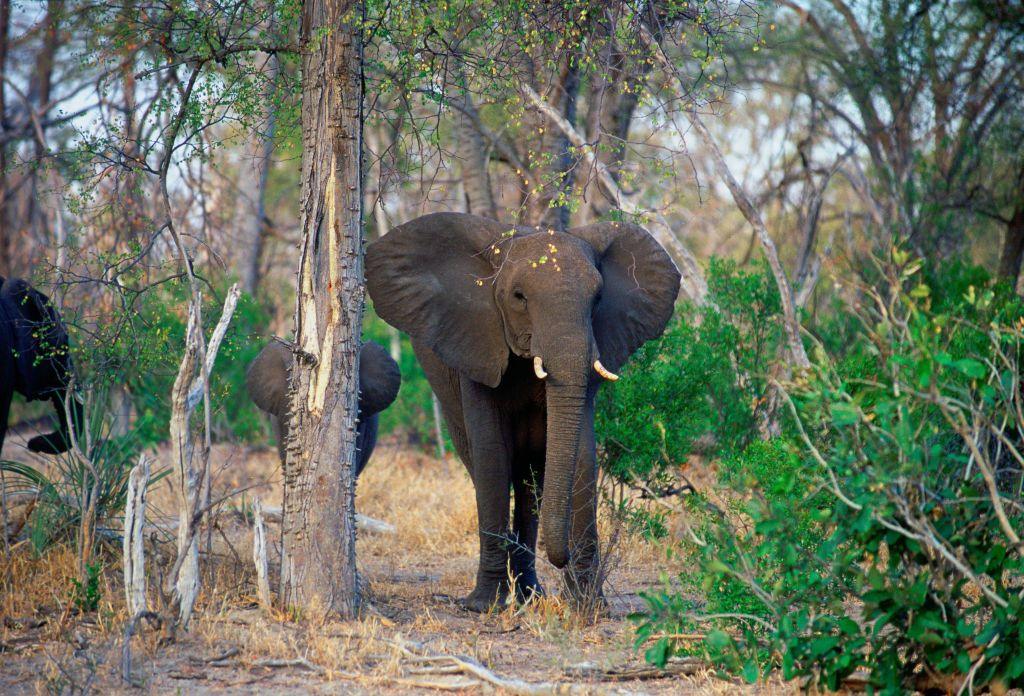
(741, 658, 759, 684)
(830, 402, 860, 426)
(645, 638, 670, 667)
(952, 358, 986, 379)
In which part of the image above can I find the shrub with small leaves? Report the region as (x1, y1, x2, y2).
(635, 256, 1024, 693)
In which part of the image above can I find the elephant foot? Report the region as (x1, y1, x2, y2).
(460, 580, 509, 613)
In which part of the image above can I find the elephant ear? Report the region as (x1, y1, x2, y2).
(0, 278, 71, 398)
(569, 221, 681, 371)
(358, 341, 401, 416)
(246, 341, 291, 418)
(366, 212, 511, 387)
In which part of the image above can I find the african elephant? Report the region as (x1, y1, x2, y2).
(365, 212, 680, 611)
(0, 277, 83, 456)
(246, 339, 401, 476)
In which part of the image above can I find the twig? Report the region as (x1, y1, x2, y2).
(520, 83, 705, 303)
(252, 657, 323, 672)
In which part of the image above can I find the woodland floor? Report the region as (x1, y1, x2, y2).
(0, 421, 798, 695)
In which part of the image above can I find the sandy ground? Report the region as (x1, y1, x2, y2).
(0, 421, 795, 695)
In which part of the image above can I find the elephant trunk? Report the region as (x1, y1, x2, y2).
(540, 373, 588, 569)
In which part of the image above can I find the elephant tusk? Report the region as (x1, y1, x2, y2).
(533, 356, 548, 379)
(594, 360, 619, 381)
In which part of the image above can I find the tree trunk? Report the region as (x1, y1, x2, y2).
(998, 206, 1024, 287)
(455, 88, 497, 219)
(998, 167, 1024, 287)
(281, 0, 364, 618)
(25, 0, 59, 242)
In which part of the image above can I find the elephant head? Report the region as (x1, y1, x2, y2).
(365, 212, 680, 567)
(0, 277, 83, 455)
(246, 339, 401, 475)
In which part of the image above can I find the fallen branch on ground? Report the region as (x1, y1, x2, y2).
(253, 657, 323, 672)
(388, 635, 633, 695)
(565, 657, 707, 681)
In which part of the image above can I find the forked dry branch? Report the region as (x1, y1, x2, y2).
(166, 284, 241, 629)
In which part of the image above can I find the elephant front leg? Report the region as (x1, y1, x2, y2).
(511, 468, 543, 602)
(464, 460, 513, 612)
(460, 382, 513, 613)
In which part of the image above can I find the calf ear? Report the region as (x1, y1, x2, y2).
(246, 341, 291, 418)
(1, 278, 68, 348)
(1, 279, 72, 395)
(568, 222, 681, 371)
(366, 212, 513, 387)
(358, 341, 401, 416)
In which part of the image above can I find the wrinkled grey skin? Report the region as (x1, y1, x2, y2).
(246, 340, 401, 476)
(0, 277, 84, 456)
(365, 212, 680, 612)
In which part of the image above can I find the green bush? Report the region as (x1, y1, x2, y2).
(634, 257, 1024, 693)
(364, 307, 447, 449)
(123, 281, 271, 447)
(597, 259, 783, 488)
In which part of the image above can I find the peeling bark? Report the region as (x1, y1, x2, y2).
(281, 0, 364, 619)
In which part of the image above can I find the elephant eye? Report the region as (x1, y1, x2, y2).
(513, 289, 526, 302)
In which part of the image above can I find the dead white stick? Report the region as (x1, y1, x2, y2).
(356, 513, 396, 534)
(252, 497, 272, 610)
(122, 454, 151, 617)
(186, 288, 241, 411)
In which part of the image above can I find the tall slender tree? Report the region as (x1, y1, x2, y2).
(281, 0, 364, 618)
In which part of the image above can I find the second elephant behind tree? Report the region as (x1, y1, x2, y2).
(246, 340, 401, 476)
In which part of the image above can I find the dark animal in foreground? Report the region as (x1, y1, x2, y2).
(0, 277, 83, 456)
(246, 339, 401, 476)
(366, 212, 680, 611)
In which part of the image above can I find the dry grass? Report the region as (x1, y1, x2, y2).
(0, 435, 795, 694)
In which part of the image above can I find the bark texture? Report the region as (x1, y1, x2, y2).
(281, 0, 364, 618)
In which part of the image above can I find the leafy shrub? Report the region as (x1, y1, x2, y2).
(123, 281, 270, 446)
(597, 259, 783, 488)
(70, 562, 103, 613)
(364, 307, 448, 449)
(635, 257, 1024, 693)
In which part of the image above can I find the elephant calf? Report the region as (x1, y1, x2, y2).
(246, 339, 401, 476)
(0, 277, 83, 456)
